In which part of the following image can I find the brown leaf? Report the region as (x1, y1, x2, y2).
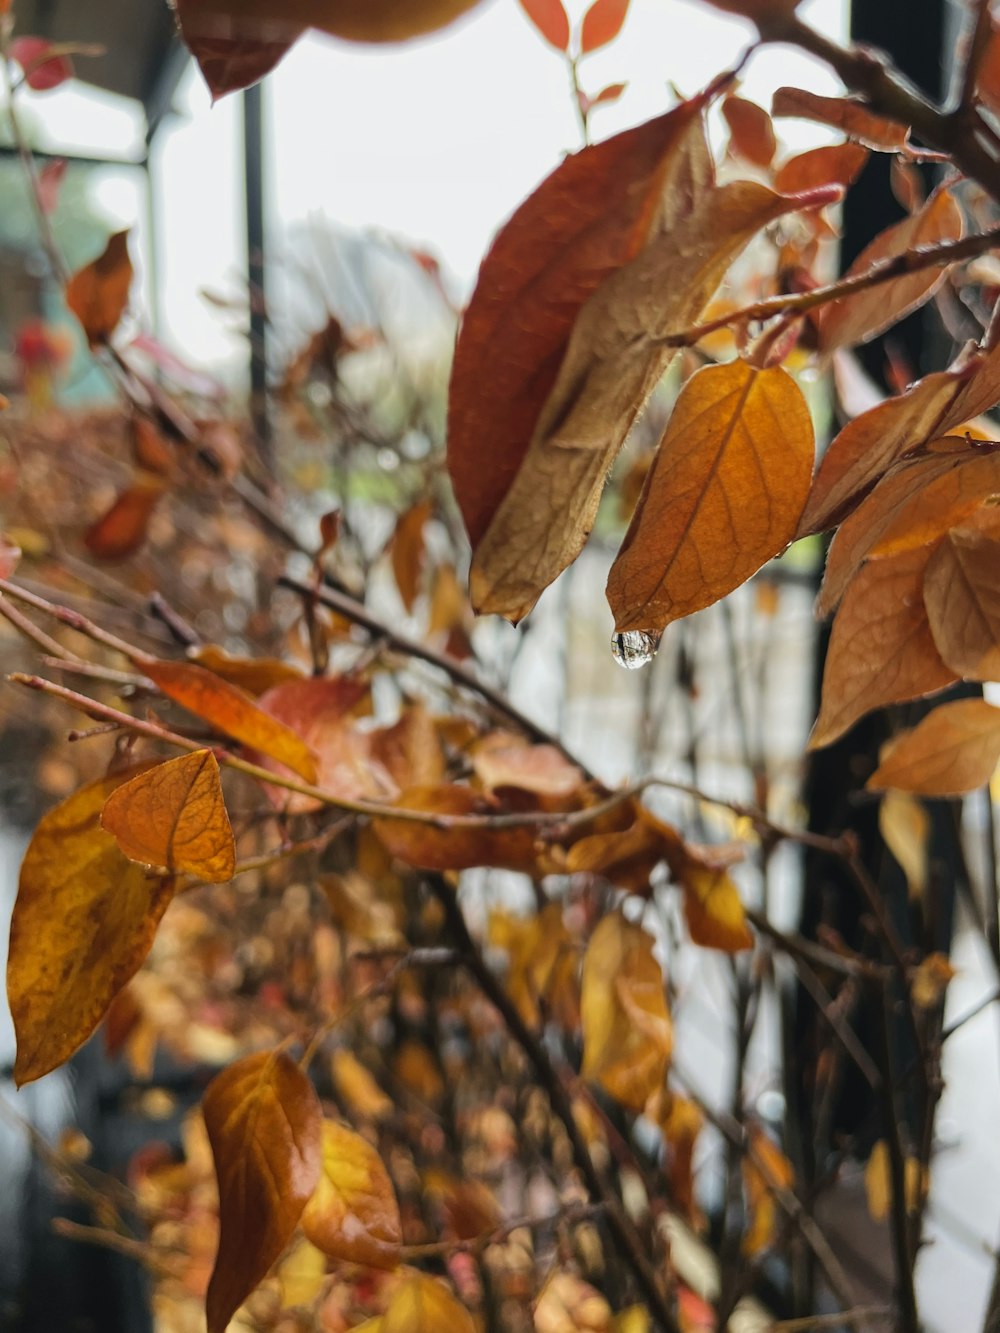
(868, 699, 1000, 795)
(773, 142, 867, 195)
(801, 341, 1000, 536)
(679, 859, 753, 952)
(608, 361, 813, 635)
(449, 98, 713, 553)
(811, 548, 956, 749)
(204, 1051, 322, 1333)
(391, 500, 431, 612)
(100, 750, 235, 882)
(84, 476, 166, 560)
(300, 1120, 402, 1268)
(372, 784, 541, 872)
(8, 768, 177, 1085)
(66, 231, 133, 346)
(580, 0, 629, 53)
(816, 441, 1000, 618)
(518, 0, 570, 49)
(370, 704, 446, 791)
(722, 95, 776, 168)
(580, 914, 672, 1111)
(190, 644, 305, 695)
(566, 806, 683, 894)
(140, 659, 319, 784)
(472, 732, 585, 800)
(743, 1125, 794, 1255)
(819, 186, 963, 351)
(923, 510, 1000, 679)
(471, 178, 835, 622)
(173, 1, 297, 98)
(771, 87, 908, 152)
(382, 1274, 475, 1333)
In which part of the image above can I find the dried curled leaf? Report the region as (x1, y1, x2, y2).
(101, 749, 236, 882)
(868, 699, 1000, 796)
(66, 231, 133, 346)
(204, 1051, 322, 1333)
(580, 914, 672, 1111)
(608, 360, 814, 635)
(300, 1120, 402, 1268)
(8, 768, 176, 1085)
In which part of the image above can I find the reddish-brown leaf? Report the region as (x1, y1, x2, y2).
(84, 476, 166, 560)
(608, 360, 813, 635)
(517, 0, 570, 49)
(100, 750, 236, 882)
(449, 97, 713, 552)
(771, 87, 908, 152)
(580, 0, 629, 54)
(9, 36, 73, 90)
(173, 2, 297, 98)
(372, 785, 542, 872)
(204, 1051, 322, 1333)
(773, 142, 867, 195)
(811, 547, 956, 749)
(300, 1120, 402, 1268)
(722, 95, 776, 168)
(868, 699, 1000, 796)
(391, 500, 431, 612)
(7, 767, 176, 1085)
(801, 341, 1000, 535)
(140, 659, 319, 783)
(819, 186, 963, 351)
(923, 510, 1000, 680)
(66, 231, 133, 347)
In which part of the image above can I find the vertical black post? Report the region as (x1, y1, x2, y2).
(243, 82, 270, 453)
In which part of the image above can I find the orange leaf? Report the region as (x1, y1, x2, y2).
(771, 87, 908, 152)
(722, 95, 776, 168)
(580, 914, 672, 1111)
(300, 1120, 402, 1268)
(518, 0, 570, 48)
(66, 231, 133, 346)
(470, 177, 834, 622)
(580, 0, 630, 54)
(472, 732, 585, 800)
(84, 476, 167, 561)
(449, 97, 712, 555)
(923, 511, 1000, 680)
(7, 767, 177, 1085)
(608, 361, 813, 635)
(204, 1051, 322, 1333)
(178, 0, 484, 49)
(679, 860, 753, 952)
(811, 547, 956, 749)
(868, 699, 1000, 796)
(372, 784, 541, 872)
(801, 341, 1000, 535)
(819, 186, 963, 351)
(773, 142, 867, 195)
(391, 500, 431, 612)
(140, 658, 319, 783)
(190, 644, 305, 695)
(382, 1274, 475, 1333)
(566, 808, 683, 894)
(100, 750, 236, 882)
(742, 1125, 794, 1255)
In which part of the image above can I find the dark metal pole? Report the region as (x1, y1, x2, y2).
(243, 81, 270, 453)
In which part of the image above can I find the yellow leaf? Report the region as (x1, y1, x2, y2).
(911, 953, 957, 1010)
(203, 1050, 322, 1333)
(864, 1139, 891, 1223)
(879, 790, 930, 899)
(8, 768, 178, 1085)
(382, 1274, 475, 1333)
(742, 1125, 794, 1256)
(868, 699, 1000, 796)
(301, 1120, 402, 1269)
(607, 361, 813, 635)
(66, 230, 133, 345)
(613, 1307, 652, 1333)
(581, 915, 672, 1111)
(277, 1238, 328, 1309)
(331, 1049, 394, 1122)
(100, 750, 235, 881)
(678, 862, 753, 953)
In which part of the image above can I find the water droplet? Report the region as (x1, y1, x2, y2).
(611, 629, 661, 670)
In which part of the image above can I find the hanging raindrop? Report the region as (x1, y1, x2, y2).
(610, 629, 661, 670)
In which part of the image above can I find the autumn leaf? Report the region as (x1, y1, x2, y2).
(331, 1048, 394, 1122)
(580, 0, 630, 55)
(391, 500, 431, 612)
(819, 186, 963, 351)
(382, 1274, 476, 1333)
(701, 0, 799, 17)
(771, 87, 908, 152)
(140, 658, 319, 784)
(191, 644, 305, 695)
(300, 1120, 402, 1268)
(489, 902, 580, 1029)
(471, 732, 585, 801)
(679, 860, 753, 952)
(566, 806, 683, 894)
(100, 750, 236, 882)
(801, 341, 1000, 536)
(372, 784, 542, 872)
(470, 178, 836, 622)
(173, 3, 298, 99)
(864, 1140, 926, 1223)
(66, 231, 133, 346)
(84, 476, 167, 560)
(722, 95, 776, 168)
(7, 768, 177, 1085)
(9, 36, 74, 91)
(879, 790, 930, 899)
(518, 0, 570, 50)
(449, 97, 712, 556)
(203, 1050, 322, 1333)
(811, 547, 956, 749)
(607, 361, 813, 635)
(535, 1273, 613, 1332)
(867, 699, 1000, 796)
(923, 510, 1000, 680)
(743, 1124, 794, 1255)
(580, 914, 672, 1111)
(178, 0, 483, 46)
(773, 142, 867, 195)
